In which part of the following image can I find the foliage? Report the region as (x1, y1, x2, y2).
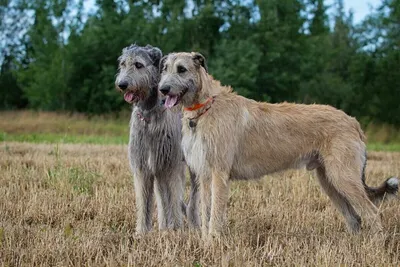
(0, 0, 399, 125)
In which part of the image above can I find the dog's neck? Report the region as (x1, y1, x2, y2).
(197, 72, 232, 98)
(136, 85, 160, 112)
(184, 73, 228, 110)
(186, 76, 214, 108)
(182, 74, 232, 128)
(134, 86, 165, 123)
(183, 95, 215, 128)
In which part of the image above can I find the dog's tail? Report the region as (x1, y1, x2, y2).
(361, 150, 398, 204)
(364, 176, 399, 204)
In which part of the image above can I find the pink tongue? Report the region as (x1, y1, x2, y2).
(165, 95, 178, 108)
(124, 92, 134, 103)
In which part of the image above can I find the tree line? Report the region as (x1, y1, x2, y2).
(1, 0, 399, 126)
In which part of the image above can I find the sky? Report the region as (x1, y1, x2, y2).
(328, 0, 381, 23)
(83, 0, 383, 24)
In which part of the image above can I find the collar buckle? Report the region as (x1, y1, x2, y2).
(186, 96, 216, 128)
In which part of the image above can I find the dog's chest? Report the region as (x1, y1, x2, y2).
(182, 128, 207, 175)
(129, 118, 181, 174)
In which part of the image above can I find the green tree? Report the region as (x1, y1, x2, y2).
(350, 0, 400, 125)
(0, 54, 27, 109)
(0, 0, 398, 126)
(210, 39, 262, 98)
(309, 0, 330, 35)
(254, 0, 306, 102)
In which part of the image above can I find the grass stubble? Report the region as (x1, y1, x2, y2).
(0, 142, 399, 266)
(0, 110, 400, 266)
(1, 111, 400, 151)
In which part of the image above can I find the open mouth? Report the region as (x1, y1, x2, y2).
(123, 91, 142, 104)
(164, 88, 188, 108)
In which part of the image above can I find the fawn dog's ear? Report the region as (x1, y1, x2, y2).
(159, 55, 168, 73)
(192, 52, 208, 73)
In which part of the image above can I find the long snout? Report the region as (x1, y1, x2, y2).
(158, 74, 174, 96)
(117, 81, 129, 91)
(159, 85, 170, 95)
(115, 70, 131, 92)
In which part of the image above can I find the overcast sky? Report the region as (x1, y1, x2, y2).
(83, 0, 383, 24)
(327, 0, 381, 23)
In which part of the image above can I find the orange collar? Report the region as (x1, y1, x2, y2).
(185, 96, 216, 128)
(184, 96, 214, 111)
(184, 97, 214, 111)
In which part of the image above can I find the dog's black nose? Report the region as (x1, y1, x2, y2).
(159, 85, 171, 95)
(118, 81, 129, 90)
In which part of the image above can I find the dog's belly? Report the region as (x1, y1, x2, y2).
(229, 156, 293, 180)
(229, 145, 319, 180)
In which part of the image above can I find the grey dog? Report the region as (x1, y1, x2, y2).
(115, 45, 200, 233)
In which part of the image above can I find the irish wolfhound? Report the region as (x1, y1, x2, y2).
(158, 52, 399, 236)
(115, 45, 200, 234)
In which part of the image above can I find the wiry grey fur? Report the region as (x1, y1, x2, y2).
(115, 44, 200, 234)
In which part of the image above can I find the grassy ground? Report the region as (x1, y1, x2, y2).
(0, 142, 399, 266)
(1, 110, 400, 150)
(0, 110, 129, 145)
(1, 111, 400, 265)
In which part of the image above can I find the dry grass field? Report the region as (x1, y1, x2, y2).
(1, 141, 399, 266)
(1, 111, 400, 150)
(0, 111, 129, 145)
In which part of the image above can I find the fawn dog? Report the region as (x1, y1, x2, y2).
(158, 52, 398, 236)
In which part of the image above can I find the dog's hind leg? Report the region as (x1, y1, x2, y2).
(154, 168, 185, 230)
(323, 147, 383, 233)
(316, 166, 361, 233)
(134, 171, 155, 234)
(187, 169, 201, 228)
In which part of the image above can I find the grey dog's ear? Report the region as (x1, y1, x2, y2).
(144, 45, 163, 67)
(192, 52, 208, 73)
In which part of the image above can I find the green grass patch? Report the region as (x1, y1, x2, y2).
(0, 132, 128, 145)
(1, 131, 400, 151)
(366, 142, 400, 152)
(46, 163, 100, 195)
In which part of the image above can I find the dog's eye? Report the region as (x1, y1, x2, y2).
(177, 66, 187, 74)
(120, 61, 126, 67)
(135, 62, 144, 69)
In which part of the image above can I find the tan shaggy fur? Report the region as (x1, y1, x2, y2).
(158, 52, 399, 237)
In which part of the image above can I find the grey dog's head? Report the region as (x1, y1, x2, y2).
(158, 52, 208, 108)
(115, 44, 162, 104)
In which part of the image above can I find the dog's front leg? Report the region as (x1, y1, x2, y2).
(209, 170, 230, 236)
(133, 171, 154, 234)
(200, 174, 212, 236)
(154, 167, 185, 231)
(187, 169, 201, 228)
